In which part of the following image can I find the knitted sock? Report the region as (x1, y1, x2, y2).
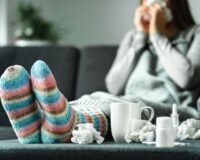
(76, 107, 108, 138)
(31, 60, 108, 143)
(0, 65, 41, 144)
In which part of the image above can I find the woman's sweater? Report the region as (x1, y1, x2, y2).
(105, 25, 200, 113)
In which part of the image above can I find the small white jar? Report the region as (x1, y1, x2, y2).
(156, 117, 175, 148)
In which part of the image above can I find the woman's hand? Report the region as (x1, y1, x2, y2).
(134, 5, 150, 33)
(149, 3, 167, 35)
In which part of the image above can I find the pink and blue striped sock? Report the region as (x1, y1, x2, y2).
(31, 60, 108, 143)
(76, 108, 108, 137)
(0, 65, 42, 144)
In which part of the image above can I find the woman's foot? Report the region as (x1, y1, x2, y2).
(0, 65, 42, 143)
(31, 60, 108, 143)
(31, 60, 78, 143)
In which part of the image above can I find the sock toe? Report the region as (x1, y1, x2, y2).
(0, 65, 29, 91)
(31, 60, 52, 79)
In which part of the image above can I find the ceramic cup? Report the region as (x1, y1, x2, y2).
(110, 102, 154, 143)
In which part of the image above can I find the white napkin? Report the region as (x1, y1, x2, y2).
(125, 119, 156, 143)
(71, 123, 104, 144)
(177, 118, 200, 140)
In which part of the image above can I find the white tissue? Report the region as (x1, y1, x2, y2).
(71, 123, 104, 144)
(147, 0, 165, 6)
(177, 118, 200, 140)
(125, 119, 155, 143)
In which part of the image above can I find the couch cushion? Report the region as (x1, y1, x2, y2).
(0, 46, 80, 126)
(0, 139, 198, 160)
(75, 45, 117, 99)
(0, 127, 16, 140)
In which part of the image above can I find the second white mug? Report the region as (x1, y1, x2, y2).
(130, 102, 154, 122)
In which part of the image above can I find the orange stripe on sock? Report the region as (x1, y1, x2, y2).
(16, 121, 41, 138)
(42, 110, 75, 134)
(32, 74, 57, 90)
(39, 94, 66, 114)
(7, 103, 38, 120)
(0, 83, 32, 100)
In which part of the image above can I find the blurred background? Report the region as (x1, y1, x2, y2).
(0, 0, 199, 47)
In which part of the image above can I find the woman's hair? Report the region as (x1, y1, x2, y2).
(140, 0, 196, 30)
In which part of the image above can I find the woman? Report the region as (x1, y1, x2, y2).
(105, 0, 200, 119)
(0, 0, 200, 144)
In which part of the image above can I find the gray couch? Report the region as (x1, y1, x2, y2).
(0, 46, 117, 126)
(0, 46, 199, 160)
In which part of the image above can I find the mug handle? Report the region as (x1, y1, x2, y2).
(141, 106, 154, 122)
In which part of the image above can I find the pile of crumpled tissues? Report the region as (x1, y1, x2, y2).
(125, 119, 156, 143)
(71, 123, 104, 144)
(177, 118, 200, 140)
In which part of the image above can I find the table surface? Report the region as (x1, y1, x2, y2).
(0, 139, 199, 160)
(0, 127, 199, 160)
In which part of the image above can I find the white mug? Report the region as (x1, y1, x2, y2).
(129, 102, 154, 122)
(110, 102, 154, 143)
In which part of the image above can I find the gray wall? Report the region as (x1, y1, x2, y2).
(0, 0, 8, 45)
(1, 0, 200, 46)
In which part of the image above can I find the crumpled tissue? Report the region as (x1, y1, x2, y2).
(125, 119, 156, 143)
(71, 123, 104, 144)
(177, 118, 200, 140)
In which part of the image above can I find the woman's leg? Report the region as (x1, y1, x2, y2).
(31, 60, 108, 143)
(0, 65, 42, 144)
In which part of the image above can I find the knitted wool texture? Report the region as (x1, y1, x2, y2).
(31, 60, 108, 143)
(0, 65, 42, 144)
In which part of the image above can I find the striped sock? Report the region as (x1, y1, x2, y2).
(76, 108, 108, 137)
(31, 60, 108, 143)
(0, 65, 42, 144)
